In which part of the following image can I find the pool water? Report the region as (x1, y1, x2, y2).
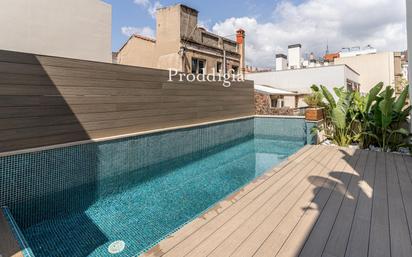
(22, 137, 303, 257)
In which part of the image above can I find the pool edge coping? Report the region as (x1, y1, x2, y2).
(0, 115, 312, 157)
(0, 115, 253, 157)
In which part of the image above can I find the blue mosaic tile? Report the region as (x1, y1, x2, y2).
(254, 117, 307, 142)
(0, 117, 314, 257)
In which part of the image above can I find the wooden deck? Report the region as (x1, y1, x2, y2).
(140, 145, 412, 257)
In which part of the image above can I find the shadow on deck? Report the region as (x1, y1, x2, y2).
(140, 145, 412, 257)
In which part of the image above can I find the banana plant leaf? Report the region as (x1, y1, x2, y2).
(366, 82, 383, 112)
(321, 85, 336, 108)
(390, 128, 411, 136)
(393, 85, 409, 113)
(378, 87, 395, 129)
(331, 107, 347, 129)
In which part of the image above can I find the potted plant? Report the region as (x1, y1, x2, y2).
(304, 87, 324, 121)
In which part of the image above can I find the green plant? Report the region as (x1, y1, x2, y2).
(303, 92, 323, 108)
(313, 82, 411, 151)
(368, 85, 411, 151)
(352, 82, 383, 148)
(319, 86, 359, 146)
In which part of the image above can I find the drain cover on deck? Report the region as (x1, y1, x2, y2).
(108, 240, 126, 254)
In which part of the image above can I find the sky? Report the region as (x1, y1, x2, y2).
(103, 0, 407, 68)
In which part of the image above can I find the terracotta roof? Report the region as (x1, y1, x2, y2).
(117, 34, 156, 54)
(324, 53, 340, 62)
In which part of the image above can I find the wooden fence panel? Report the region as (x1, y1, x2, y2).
(0, 50, 254, 153)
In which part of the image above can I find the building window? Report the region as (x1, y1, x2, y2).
(191, 58, 206, 74)
(232, 65, 239, 75)
(270, 95, 284, 108)
(216, 62, 222, 73)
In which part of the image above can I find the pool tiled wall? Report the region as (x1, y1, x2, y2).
(96, 118, 255, 180)
(0, 118, 254, 228)
(0, 117, 316, 229)
(254, 117, 306, 141)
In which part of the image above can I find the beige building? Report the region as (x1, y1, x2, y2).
(117, 4, 244, 75)
(0, 0, 112, 63)
(334, 52, 399, 93)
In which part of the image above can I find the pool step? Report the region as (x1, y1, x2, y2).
(0, 207, 34, 257)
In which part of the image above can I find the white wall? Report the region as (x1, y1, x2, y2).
(276, 57, 288, 71)
(246, 65, 359, 94)
(288, 46, 301, 69)
(283, 96, 296, 108)
(339, 48, 377, 58)
(0, 0, 112, 63)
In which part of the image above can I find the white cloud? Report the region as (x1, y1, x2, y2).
(198, 19, 212, 31)
(134, 0, 162, 18)
(148, 1, 162, 18)
(121, 26, 155, 38)
(134, 0, 150, 6)
(212, 0, 407, 67)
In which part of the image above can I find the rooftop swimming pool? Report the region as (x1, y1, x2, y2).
(0, 117, 316, 257)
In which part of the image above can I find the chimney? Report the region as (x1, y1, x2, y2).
(288, 44, 302, 69)
(236, 29, 246, 76)
(309, 52, 316, 63)
(275, 54, 288, 71)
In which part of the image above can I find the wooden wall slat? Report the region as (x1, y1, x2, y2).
(0, 85, 252, 97)
(0, 102, 253, 119)
(0, 104, 254, 129)
(0, 50, 254, 153)
(0, 62, 253, 88)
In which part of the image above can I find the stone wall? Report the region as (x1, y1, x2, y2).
(254, 92, 296, 116)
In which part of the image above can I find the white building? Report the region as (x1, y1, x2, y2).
(339, 46, 377, 58)
(276, 54, 288, 71)
(0, 0, 112, 63)
(403, 63, 409, 80)
(255, 84, 302, 108)
(247, 64, 360, 97)
(334, 52, 396, 93)
(288, 44, 302, 69)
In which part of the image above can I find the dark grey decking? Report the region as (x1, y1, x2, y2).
(140, 145, 412, 257)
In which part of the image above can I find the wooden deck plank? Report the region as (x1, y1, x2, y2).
(140, 147, 412, 257)
(386, 153, 412, 257)
(344, 151, 377, 257)
(274, 148, 356, 257)
(401, 154, 412, 175)
(296, 148, 360, 257)
(247, 147, 345, 257)
(321, 150, 369, 257)
(395, 154, 412, 245)
(141, 146, 317, 257)
(198, 146, 338, 257)
(368, 151, 390, 257)
(161, 147, 326, 257)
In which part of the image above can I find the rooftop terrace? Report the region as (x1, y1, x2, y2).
(141, 145, 412, 257)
